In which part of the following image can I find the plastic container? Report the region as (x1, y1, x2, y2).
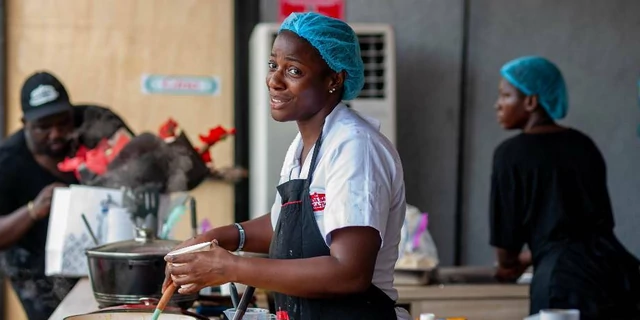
(222, 308, 276, 320)
(419, 313, 435, 320)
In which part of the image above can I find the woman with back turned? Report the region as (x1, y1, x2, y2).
(490, 56, 640, 319)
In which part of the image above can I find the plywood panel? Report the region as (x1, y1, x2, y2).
(3, 279, 27, 320)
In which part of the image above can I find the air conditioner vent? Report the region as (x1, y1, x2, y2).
(357, 33, 386, 99)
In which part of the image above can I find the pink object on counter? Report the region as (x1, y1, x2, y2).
(412, 213, 429, 250)
(200, 219, 212, 234)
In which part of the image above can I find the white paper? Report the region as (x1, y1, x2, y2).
(106, 207, 135, 243)
(45, 185, 124, 277)
(45, 185, 182, 277)
(45, 187, 71, 276)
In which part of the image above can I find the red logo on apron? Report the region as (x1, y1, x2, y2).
(310, 192, 326, 212)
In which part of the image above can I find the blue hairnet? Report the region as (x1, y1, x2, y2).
(279, 12, 364, 101)
(500, 56, 568, 120)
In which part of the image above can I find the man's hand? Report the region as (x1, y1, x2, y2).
(0, 182, 66, 249)
(32, 182, 67, 220)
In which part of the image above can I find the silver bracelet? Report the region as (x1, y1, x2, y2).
(234, 223, 245, 252)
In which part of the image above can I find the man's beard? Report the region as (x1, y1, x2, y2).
(36, 140, 72, 159)
(46, 145, 71, 158)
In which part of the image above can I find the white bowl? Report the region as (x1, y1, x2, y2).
(540, 309, 579, 320)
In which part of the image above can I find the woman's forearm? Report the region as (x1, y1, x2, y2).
(233, 255, 372, 299)
(199, 213, 274, 253)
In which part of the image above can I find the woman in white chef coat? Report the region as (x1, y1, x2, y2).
(163, 11, 410, 320)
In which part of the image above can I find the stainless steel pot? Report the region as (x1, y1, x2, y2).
(85, 228, 198, 308)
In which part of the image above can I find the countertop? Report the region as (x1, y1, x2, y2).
(49, 275, 529, 320)
(47, 279, 221, 320)
(397, 283, 528, 301)
(48, 278, 97, 320)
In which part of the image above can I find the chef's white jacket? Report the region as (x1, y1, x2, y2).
(271, 103, 410, 319)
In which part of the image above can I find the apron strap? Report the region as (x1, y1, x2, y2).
(306, 129, 323, 185)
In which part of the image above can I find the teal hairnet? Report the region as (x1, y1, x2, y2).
(279, 12, 364, 101)
(500, 56, 568, 120)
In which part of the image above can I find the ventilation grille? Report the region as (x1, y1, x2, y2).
(357, 33, 386, 99)
(268, 32, 387, 99)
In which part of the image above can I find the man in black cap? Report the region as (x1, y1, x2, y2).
(0, 71, 80, 319)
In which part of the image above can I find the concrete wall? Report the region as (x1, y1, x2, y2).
(259, 0, 640, 266)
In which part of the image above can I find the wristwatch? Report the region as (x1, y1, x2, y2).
(234, 223, 245, 252)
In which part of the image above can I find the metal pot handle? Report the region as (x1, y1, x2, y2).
(135, 227, 157, 243)
(139, 297, 160, 306)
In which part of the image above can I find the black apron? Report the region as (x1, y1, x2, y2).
(268, 132, 397, 320)
(530, 234, 640, 320)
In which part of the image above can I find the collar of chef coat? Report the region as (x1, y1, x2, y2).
(281, 102, 382, 180)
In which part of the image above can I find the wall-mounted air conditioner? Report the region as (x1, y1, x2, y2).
(248, 22, 396, 219)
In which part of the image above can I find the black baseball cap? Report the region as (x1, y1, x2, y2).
(21, 71, 73, 121)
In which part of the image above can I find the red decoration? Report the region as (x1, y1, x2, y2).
(278, 0, 344, 22)
(75, 145, 89, 159)
(57, 131, 132, 179)
(159, 118, 179, 139)
(194, 147, 212, 164)
(276, 310, 290, 320)
(157, 118, 235, 167)
(58, 156, 86, 180)
(198, 126, 235, 145)
(58, 118, 237, 182)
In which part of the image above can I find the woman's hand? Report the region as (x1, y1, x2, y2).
(518, 250, 532, 267)
(161, 236, 208, 293)
(494, 264, 528, 283)
(493, 248, 531, 283)
(165, 240, 239, 295)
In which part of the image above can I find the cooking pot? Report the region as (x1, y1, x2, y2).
(85, 228, 197, 308)
(63, 298, 208, 320)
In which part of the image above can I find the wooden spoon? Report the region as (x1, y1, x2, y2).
(151, 283, 177, 320)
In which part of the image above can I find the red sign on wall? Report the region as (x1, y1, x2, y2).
(279, 0, 345, 22)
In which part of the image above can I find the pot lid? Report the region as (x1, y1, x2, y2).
(86, 228, 181, 258)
